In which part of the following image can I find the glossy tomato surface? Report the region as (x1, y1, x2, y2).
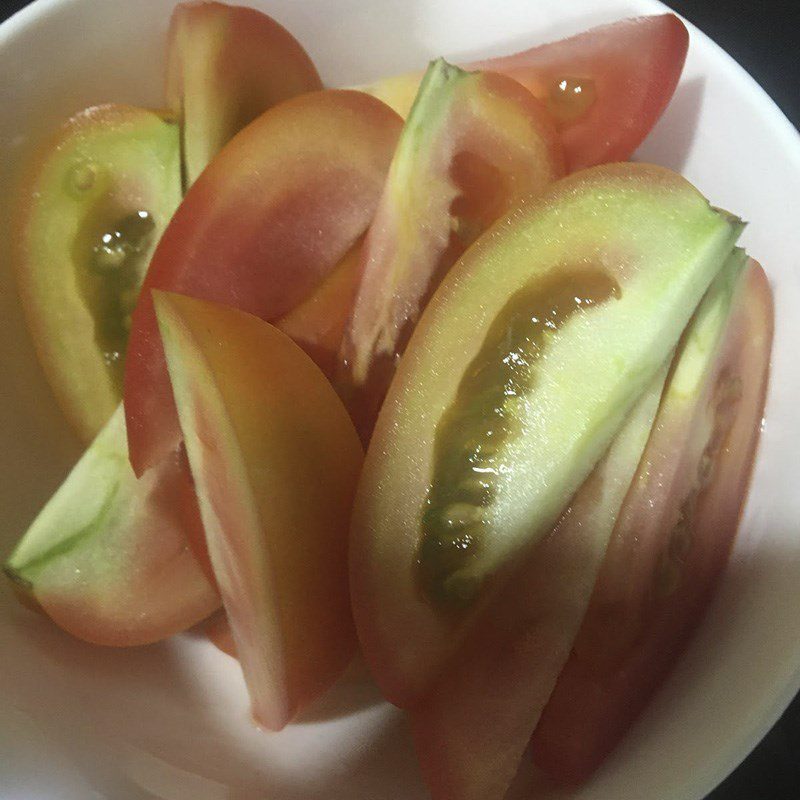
(123, 89, 401, 475)
(531, 261, 773, 784)
(474, 14, 688, 170)
(366, 15, 688, 173)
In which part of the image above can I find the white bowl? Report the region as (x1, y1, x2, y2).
(1, 1, 799, 798)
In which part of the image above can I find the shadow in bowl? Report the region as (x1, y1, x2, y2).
(294, 657, 387, 724)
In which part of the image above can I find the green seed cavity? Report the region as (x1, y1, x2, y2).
(74, 209, 156, 389)
(89, 210, 155, 275)
(418, 267, 621, 609)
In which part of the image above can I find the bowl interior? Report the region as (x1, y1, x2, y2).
(2, 1, 800, 799)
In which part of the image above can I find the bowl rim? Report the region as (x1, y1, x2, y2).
(1, 1, 800, 798)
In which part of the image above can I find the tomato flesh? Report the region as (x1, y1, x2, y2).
(364, 15, 688, 172)
(275, 240, 364, 379)
(123, 90, 401, 475)
(338, 59, 563, 440)
(531, 259, 773, 784)
(3, 407, 219, 646)
(350, 163, 742, 708)
(167, 1, 322, 185)
(157, 292, 363, 729)
(407, 368, 668, 800)
(14, 104, 181, 442)
(472, 14, 689, 170)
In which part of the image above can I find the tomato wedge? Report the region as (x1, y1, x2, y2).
(531, 257, 773, 784)
(157, 291, 362, 730)
(275, 240, 364, 379)
(13, 104, 182, 442)
(408, 368, 668, 800)
(123, 90, 401, 475)
(350, 163, 742, 708)
(473, 14, 688, 170)
(3, 407, 219, 646)
(338, 59, 563, 440)
(166, 1, 322, 185)
(365, 15, 688, 172)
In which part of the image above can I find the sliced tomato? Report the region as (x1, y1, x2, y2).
(531, 258, 773, 784)
(275, 240, 364, 379)
(349, 163, 742, 709)
(13, 104, 182, 443)
(409, 368, 667, 800)
(156, 291, 362, 730)
(338, 59, 563, 440)
(365, 15, 688, 172)
(472, 14, 688, 171)
(3, 407, 219, 646)
(166, 1, 322, 185)
(123, 90, 402, 476)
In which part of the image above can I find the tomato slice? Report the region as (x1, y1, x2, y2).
(123, 90, 401, 475)
(349, 163, 742, 709)
(156, 291, 362, 730)
(166, 1, 322, 185)
(275, 240, 364, 379)
(408, 367, 668, 800)
(531, 258, 773, 784)
(365, 15, 688, 173)
(3, 406, 219, 646)
(338, 59, 563, 440)
(13, 104, 182, 443)
(473, 14, 688, 171)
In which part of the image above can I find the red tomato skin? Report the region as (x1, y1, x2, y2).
(473, 14, 689, 171)
(531, 262, 773, 785)
(123, 90, 401, 475)
(166, 1, 322, 184)
(338, 63, 563, 442)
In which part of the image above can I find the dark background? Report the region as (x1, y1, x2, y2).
(1, 0, 798, 797)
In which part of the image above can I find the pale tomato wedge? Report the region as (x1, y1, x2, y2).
(365, 15, 688, 172)
(531, 257, 773, 784)
(409, 368, 667, 800)
(3, 407, 219, 646)
(166, 1, 322, 185)
(13, 104, 182, 443)
(157, 291, 362, 730)
(338, 59, 563, 440)
(349, 163, 742, 709)
(123, 90, 401, 476)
